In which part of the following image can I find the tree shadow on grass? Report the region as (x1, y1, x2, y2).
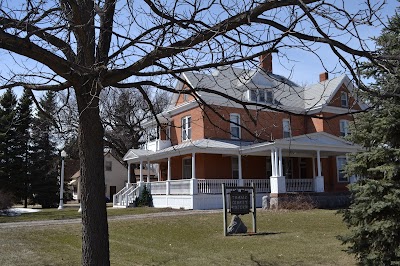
(226, 232, 283, 237)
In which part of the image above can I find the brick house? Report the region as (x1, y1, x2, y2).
(114, 54, 364, 209)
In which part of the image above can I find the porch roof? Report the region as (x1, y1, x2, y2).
(124, 132, 361, 163)
(240, 132, 361, 155)
(124, 139, 252, 163)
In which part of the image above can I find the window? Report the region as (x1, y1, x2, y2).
(248, 89, 273, 103)
(339, 120, 351, 137)
(230, 114, 241, 139)
(266, 91, 274, 103)
(249, 90, 257, 102)
(282, 119, 291, 138)
(283, 158, 293, 178)
(231, 157, 239, 179)
(341, 92, 348, 107)
(182, 158, 192, 179)
(181, 116, 191, 141)
(337, 156, 348, 182)
(105, 161, 112, 171)
(266, 160, 272, 177)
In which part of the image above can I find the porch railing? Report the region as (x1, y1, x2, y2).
(113, 183, 139, 207)
(197, 179, 240, 194)
(286, 179, 314, 192)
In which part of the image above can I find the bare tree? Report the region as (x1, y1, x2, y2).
(0, 0, 391, 264)
(101, 87, 170, 160)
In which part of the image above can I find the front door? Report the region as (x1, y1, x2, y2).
(110, 186, 116, 199)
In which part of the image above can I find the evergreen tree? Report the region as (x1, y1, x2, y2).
(0, 89, 18, 196)
(340, 12, 400, 265)
(30, 91, 59, 208)
(14, 89, 34, 207)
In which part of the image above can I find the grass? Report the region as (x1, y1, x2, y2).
(0, 209, 355, 266)
(0, 206, 178, 223)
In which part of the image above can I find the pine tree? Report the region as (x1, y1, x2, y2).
(14, 89, 34, 207)
(0, 89, 18, 197)
(340, 13, 400, 265)
(30, 91, 59, 208)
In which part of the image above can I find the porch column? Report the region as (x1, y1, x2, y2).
(312, 157, 316, 178)
(270, 149, 276, 177)
(238, 154, 243, 186)
(314, 150, 324, 192)
(147, 160, 150, 183)
(278, 148, 283, 176)
(191, 152, 196, 179)
(127, 162, 131, 187)
(270, 147, 286, 194)
(139, 160, 143, 183)
(166, 157, 171, 195)
(190, 153, 198, 195)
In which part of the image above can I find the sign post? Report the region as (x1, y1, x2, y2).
(222, 183, 257, 236)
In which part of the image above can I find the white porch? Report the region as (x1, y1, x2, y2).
(116, 132, 361, 209)
(113, 178, 316, 209)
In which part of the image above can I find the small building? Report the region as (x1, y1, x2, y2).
(69, 151, 127, 201)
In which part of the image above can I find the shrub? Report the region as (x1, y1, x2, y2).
(0, 190, 14, 210)
(137, 185, 153, 207)
(278, 194, 316, 210)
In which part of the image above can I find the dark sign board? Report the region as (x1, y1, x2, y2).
(230, 190, 250, 215)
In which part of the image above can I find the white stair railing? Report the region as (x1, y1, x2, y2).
(113, 184, 139, 207)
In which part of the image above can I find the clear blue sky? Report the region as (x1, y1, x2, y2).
(0, 1, 398, 99)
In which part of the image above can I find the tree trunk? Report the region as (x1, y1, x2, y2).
(76, 83, 110, 266)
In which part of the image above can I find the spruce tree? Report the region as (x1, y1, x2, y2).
(0, 89, 18, 197)
(30, 91, 59, 208)
(14, 89, 34, 207)
(340, 12, 400, 265)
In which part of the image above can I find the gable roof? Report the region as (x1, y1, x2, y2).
(167, 66, 363, 115)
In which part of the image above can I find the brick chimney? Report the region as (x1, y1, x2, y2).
(319, 72, 329, 82)
(260, 53, 272, 73)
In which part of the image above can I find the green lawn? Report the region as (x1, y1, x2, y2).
(0, 206, 177, 223)
(0, 209, 355, 265)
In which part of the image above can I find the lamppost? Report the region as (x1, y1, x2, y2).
(58, 150, 67, 210)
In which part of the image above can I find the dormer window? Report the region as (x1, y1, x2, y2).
(248, 89, 274, 104)
(266, 91, 273, 103)
(341, 92, 348, 107)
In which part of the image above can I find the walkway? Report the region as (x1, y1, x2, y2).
(0, 209, 221, 229)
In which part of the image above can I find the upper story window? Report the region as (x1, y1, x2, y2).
(337, 156, 348, 182)
(181, 116, 191, 141)
(282, 119, 291, 138)
(248, 89, 274, 104)
(183, 93, 188, 102)
(230, 113, 241, 139)
(147, 127, 158, 142)
(341, 91, 348, 107)
(105, 161, 112, 171)
(339, 120, 351, 137)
